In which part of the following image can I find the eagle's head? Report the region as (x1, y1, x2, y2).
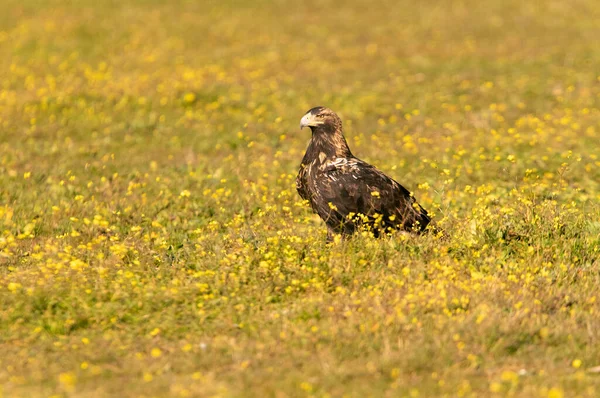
(300, 106, 342, 133)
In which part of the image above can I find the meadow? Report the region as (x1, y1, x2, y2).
(1, 0, 600, 396)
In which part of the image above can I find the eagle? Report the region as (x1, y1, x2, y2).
(296, 106, 434, 241)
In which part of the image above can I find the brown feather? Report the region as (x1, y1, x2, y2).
(296, 107, 434, 240)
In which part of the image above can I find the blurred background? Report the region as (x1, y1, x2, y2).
(2, 0, 600, 178)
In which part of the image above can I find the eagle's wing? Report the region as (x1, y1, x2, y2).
(313, 157, 431, 232)
(296, 164, 310, 202)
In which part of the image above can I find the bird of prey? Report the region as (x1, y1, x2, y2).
(296, 106, 433, 241)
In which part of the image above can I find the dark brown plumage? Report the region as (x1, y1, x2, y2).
(296, 106, 433, 241)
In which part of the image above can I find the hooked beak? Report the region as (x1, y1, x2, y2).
(300, 114, 310, 130)
(300, 113, 320, 130)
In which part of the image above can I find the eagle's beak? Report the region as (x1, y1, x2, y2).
(300, 113, 319, 130)
(300, 113, 311, 130)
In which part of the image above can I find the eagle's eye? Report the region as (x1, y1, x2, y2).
(317, 114, 325, 118)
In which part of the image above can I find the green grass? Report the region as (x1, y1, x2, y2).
(1, 0, 600, 396)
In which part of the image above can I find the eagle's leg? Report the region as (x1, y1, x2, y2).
(326, 226, 336, 243)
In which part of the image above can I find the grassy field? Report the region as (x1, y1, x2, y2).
(1, 0, 600, 396)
